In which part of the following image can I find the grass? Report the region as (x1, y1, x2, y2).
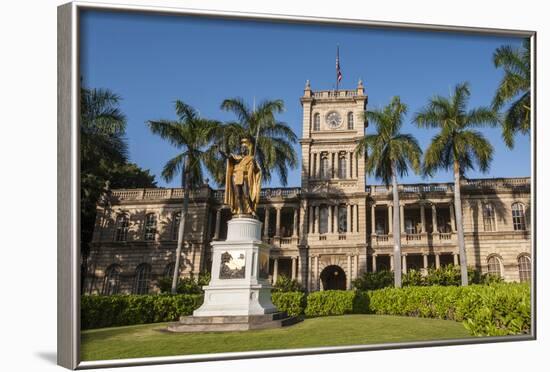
(81, 315, 472, 361)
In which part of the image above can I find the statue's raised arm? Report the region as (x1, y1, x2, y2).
(224, 138, 262, 216)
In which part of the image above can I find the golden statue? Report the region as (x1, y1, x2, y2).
(223, 138, 262, 216)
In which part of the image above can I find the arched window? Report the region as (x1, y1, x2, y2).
(338, 204, 348, 233)
(347, 112, 354, 130)
(320, 155, 329, 179)
(482, 203, 496, 232)
(144, 213, 157, 241)
(338, 155, 347, 179)
(512, 203, 526, 231)
(313, 113, 320, 131)
(163, 262, 176, 279)
(114, 214, 129, 242)
(102, 264, 121, 295)
(133, 263, 151, 294)
(518, 255, 531, 283)
(319, 206, 329, 234)
(171, 212, 181, 241)
(487, 256, 502, 278)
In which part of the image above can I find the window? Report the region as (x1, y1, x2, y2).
(320, 155, 329, 179)
(482, 203, 496, 232)
(114, 214, 129, 242)
(319, 206, 329, 234)
(313, 113, 320, 131)
(347, 112, 354, 130)
(171, 212, 181, 241)
(163, 262, 176, 279)
(375, 218, 386, 235)
(512, 203, 526, 231)
(338, 204, 348, 233)
(338, 155, 347, 179)
(518, 255, 531, 283)
(405, 219, 416, 234)
(102, 264, 121, 295)
(144, 213, 157, 241)
(487, 256, 502, 278)
(133, 263, 151, 294)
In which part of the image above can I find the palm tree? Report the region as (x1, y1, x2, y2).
(213, 98, 298, 186)
(355, 96, 422, 288)
(492, 39, 531, 148)
(147, 101, 221, 294)
(80, 86, 128, 168)
(414, 82, 499, 286)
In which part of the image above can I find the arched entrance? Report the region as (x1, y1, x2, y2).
(320, 265, 346, 290)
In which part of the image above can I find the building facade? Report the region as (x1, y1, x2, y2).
(85, 81, 532, 295)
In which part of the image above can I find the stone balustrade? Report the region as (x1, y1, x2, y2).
(311, 90, 359, 99)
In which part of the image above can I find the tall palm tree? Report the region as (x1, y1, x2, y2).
(355, 96, 422, 288)
(492, 39, 531, 148)
(147, 100, 221, 294)
(212, 98, 298, 186)
(414, 82, 499, 286)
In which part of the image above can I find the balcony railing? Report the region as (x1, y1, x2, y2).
(312, 90, 359, 99)
(366, 177, 530, 195)
(371, 232, 457, 246)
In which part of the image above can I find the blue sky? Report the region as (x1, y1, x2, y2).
(80, 10, 529, 188)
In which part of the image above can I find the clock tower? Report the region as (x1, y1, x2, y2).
(298, 79, 369, 291)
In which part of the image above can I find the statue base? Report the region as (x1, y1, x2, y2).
(167, 217, 297, 332)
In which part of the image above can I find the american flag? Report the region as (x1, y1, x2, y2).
(336, 46, 343, 83)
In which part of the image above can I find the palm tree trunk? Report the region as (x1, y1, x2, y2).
(453, 161, 468, 286)
(171, 156, 190, 294)
(391, 165, 402, 288)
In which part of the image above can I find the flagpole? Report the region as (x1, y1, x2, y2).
(336, 45, 339, 92)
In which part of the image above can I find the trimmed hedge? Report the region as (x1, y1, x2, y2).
(81, 294, 203, 330)
(368, 283, 530, 336)
(304, 290, 369, 317)
(272, 291, 306, 317)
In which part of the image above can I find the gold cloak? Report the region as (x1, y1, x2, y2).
(224, 154, 262, 215)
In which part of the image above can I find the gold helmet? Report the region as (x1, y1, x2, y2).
(240, 138, 254, 153)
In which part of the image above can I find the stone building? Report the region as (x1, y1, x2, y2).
(84, 81, 532, 295)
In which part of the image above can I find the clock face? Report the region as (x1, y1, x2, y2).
(325, 111, 342, 129)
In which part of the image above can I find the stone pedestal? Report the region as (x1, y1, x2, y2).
(168, 217, 296, 332)
(193, 216, 277, 316)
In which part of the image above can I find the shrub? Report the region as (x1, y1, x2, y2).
(81, 294, 203, 329)
(304, 290, 369, 317)
(402, 269, 424, 286)
(273, 275, 303, 293)
(158, 272, 211, 294)
(368, 283, 530, 336)
(353, 270, 394, 290)
(272, 291, 306, 317)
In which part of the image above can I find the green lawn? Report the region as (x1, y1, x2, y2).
(81, 315, 472, 361)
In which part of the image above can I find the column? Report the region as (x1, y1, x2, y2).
(297, 255, 302, 284)
(435, 253, 441, 269)
(347, 255, 352, 289)
(314, 205, 320, 234)
(309, 206, 314, 234)
(308, 255, 312, 291)
(356, 204, 360, 232)
(347, 204, 352, 233)
(312, 153, 317, 178)
(423, 253, 428, 269)
(420, 204, 426, 233)
(292, 208, 298, 237)
(349, 151, 353, 178)
(214, 208, 221, 240)
(402, 254, 407, 274)
(334, 204, 339, 233)
(273, 258, 279, 284)
(372, 254, 377, 272)
(371, 204, 376, 234)
(314, 256, 319, 291)
(275, 207, 282, 237)
(390, 254, 394, 271)
(317, 153, 322, 179)
(400, 204, 405, 233)
(264, 207, 270, 237)
(354, 255, 359, 280)
(453, 253, 459, 266)
(432, 204, 438, 233)
(291, 256, 297, 280)
(335, 152, 339, 178)
(328, 204, 333, 233)
(449, 203, 456, 232)
(388, 204, 393, 234)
